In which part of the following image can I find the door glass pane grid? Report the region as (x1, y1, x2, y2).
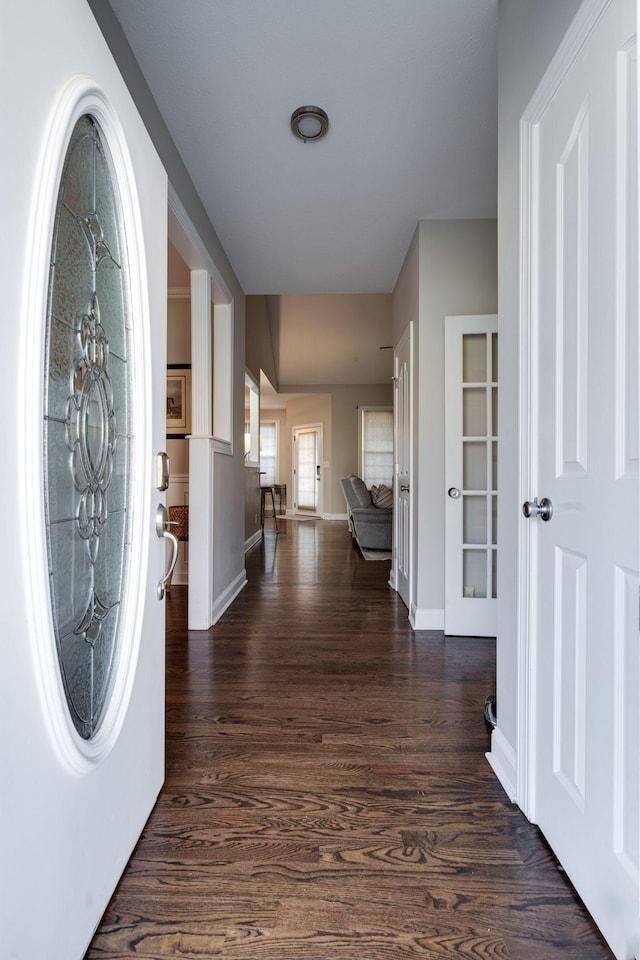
(462, 549, 488, 600)
(460, 331, 497, 602)
(462, 333, 487, 383)
(491, 548, 497, 600)
(463, 441, 487, 490)
(463, 496, 487, 544)
(463, 387, 488, 437)
(492, 441, 498, 491)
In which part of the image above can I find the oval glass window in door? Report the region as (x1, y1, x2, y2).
(44, 114, 132, 740)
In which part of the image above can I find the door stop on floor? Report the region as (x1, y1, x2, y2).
(484, 696, 496, 728)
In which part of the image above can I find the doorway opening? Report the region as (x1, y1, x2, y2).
(292, 424, 323, 517)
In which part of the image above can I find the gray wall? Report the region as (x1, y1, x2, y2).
(246, 295, 278, 388)
(392, 226, 420, 348)
(416, 220, 498, 622)
(392, 221, 497, 626)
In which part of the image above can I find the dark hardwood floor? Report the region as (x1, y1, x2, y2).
(86, 518, 613, 959)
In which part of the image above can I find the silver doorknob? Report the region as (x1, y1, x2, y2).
(448, 487, 461, 499)
(522, 497, 553, 521)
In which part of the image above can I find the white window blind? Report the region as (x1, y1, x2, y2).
(361, 408, 393, 488)
(259, 422, 277, 485)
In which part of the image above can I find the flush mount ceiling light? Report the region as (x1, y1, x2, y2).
(290, 105, 329, 142)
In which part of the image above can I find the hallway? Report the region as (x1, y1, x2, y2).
(86, 519, 612, 959)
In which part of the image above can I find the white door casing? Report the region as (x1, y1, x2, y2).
(445, 315, 498, 637)
(1, 3, 167, 958)
(292, 424, 323, 516)
(393, 326, 412, 610)
(519, 1, 638, 957)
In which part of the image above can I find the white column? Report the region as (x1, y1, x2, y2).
(213, 302, 232, 442)
(188, 269, 214, 628)
(190, 269, 212, 437)
(187, 438, 214, 629)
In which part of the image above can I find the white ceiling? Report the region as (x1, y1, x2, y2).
(107, 0, 498, 296)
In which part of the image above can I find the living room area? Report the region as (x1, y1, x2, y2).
(243, 292, 395, 558)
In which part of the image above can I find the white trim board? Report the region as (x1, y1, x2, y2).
(211, 569, 247, 627)
(486, 728, 517, 803)
(245, 530, 262, 553)
(409, 606, 444, 631)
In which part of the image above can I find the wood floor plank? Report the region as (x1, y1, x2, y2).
(86, 521, 613, 959)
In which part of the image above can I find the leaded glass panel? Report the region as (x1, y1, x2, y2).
(44, 115, 132, 740)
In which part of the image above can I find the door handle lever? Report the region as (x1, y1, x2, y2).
(156, 504, 179, 599)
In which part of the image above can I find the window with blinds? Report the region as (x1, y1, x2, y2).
(259, 421, 277, 485)
(360, 407, 393, 488)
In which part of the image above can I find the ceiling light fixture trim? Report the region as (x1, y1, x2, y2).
(290, 105, 329, 142)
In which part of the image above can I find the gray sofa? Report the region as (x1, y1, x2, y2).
(339, 475, 392, 551)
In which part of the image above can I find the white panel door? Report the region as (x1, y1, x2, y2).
(526, 1, 638, 956)
(394, 326, 412, 610)
(1, 2, 167, 958)
(444, 315, 498, 637)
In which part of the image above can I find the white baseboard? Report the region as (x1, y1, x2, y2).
(388, 569, 396, 590)
(323, 512, 348, 521)
(244, 530, 262, 553)
(486, 726, 517, 802)
(211, 569, 247, 626)
(409, 605, 444, 630)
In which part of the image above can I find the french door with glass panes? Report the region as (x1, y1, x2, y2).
(293, 424, 322, 515)
(444, 316, 498, 636)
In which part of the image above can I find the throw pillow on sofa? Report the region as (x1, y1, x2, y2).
(370, 484, 393, 509)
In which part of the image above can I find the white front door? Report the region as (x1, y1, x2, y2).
(293, 424, 323, 516)
(393, 326, 412, 610)
(523, 1, 638, 956)
(444, 315, 498, 636)
(1, 3, 167, 958)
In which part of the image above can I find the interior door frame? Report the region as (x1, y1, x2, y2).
(167, 188, 235, 629)
(444, 314, 498, 638)
(292, 422, 323, 517)
(392, 324, 413, 608)
(515, 0, 616, 821)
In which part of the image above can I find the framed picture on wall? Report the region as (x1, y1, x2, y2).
(166, 365, 191, 437)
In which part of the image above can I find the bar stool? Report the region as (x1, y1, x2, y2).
(272, 483, 287, 515)
(260, 486, 278, 532)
